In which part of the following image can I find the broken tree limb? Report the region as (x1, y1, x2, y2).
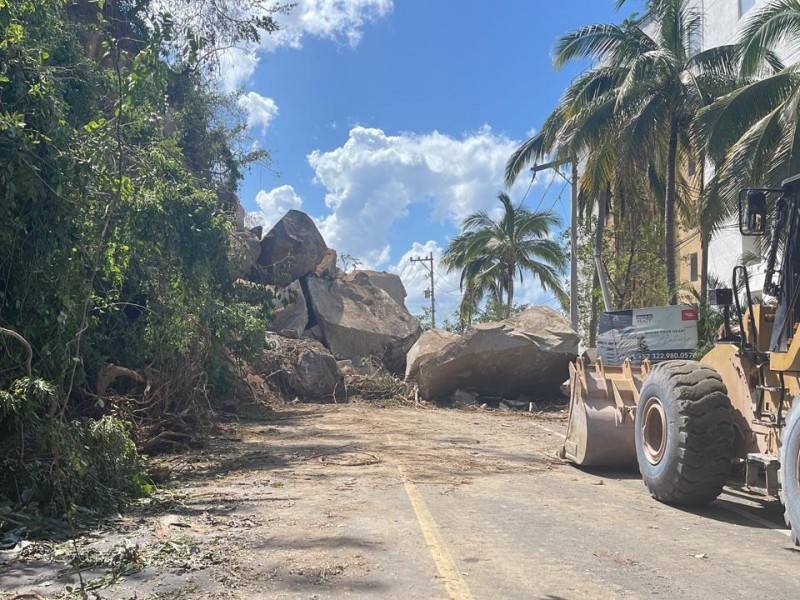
(0, 326, 33, 377)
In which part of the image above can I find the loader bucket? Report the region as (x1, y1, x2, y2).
(561, 357, 646, 469)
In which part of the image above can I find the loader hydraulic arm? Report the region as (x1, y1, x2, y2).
(764, 195, 789, 299)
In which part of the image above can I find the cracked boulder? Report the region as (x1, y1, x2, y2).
(304, 274, 421, 373)
(405, 306, 579, 400)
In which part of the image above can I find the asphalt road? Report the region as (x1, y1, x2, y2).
(3, 403, 800, 599)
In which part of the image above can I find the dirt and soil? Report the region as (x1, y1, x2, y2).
(2, 401, 800, 600)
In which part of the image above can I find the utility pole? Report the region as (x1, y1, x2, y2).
(410, 253, 435, 329)
(570, 158, 580, 330)
(531, 158, 580, 331)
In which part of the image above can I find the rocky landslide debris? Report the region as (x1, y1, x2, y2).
(231, 208, 421, 394)
(257, 209, 328, 283)
(261, 335, 343, 400)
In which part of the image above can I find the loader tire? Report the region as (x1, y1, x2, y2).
(779, 401, 800, 545)
(635, 360, 733, 505)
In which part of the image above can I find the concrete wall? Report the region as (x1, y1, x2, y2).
(687, 0, 763, 50)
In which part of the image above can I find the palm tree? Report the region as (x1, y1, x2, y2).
(694, 0, 796, 202)
(441, 193, 567, 317)
(519, 0, 738, 303)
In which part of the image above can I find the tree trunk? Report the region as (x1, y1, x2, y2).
(506, 266, 514, 313)
(588, 193, 609, 347)
(589, 268, 601, 348)
(698, 161, 709, 306)
(570, 159, 580, 330)
(665, 118, 679, 305)
(595, 186, 613, 312)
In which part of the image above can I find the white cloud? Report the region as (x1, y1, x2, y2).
(219, 48, 261, 93)
(306, 125, 530, 269)
(265, 0, 392, 50)
(220, 0, 393, 89)
(238, 91, 279, 132)
(245, 185, 304, 230)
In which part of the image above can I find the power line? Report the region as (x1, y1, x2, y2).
(533, 171, 558, 212)
(520, 168, 536, 204)
(548, 180, 570, 213)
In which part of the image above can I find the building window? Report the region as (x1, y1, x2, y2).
(690, 253, 699, 283)
(740, 0, 757, 17)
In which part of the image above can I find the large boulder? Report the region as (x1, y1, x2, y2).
(263, 336, 342, 399)
(405, 329, 462, 381)
(257, 210, 327, 284)
(267, 281, 309, 339)
(345, 270, 407, 307)
(304, 274, 421, 373)
(405, 306, 579, 400)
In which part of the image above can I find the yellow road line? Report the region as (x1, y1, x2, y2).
(394, 460, 474, 600)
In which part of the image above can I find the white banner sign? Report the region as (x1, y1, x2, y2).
(597, 305, 699, 366)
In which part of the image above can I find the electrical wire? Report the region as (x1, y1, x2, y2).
(550, 180, 571, 212)
(533, 172, 558, 213)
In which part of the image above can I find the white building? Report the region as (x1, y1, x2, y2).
(688, 0, 769, 292)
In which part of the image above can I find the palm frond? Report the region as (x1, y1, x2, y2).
(553, 23, 656, 70)
(738, 0, 800, 76)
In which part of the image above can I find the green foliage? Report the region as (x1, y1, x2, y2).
(0, 0, 284, 525)
(338, 252, 362, 273)
(696, 0, 800, 210)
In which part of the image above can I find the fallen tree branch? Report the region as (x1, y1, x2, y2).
(0, 326, 33, 377)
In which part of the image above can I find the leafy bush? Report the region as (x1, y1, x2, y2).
(0, 378, 148, 525)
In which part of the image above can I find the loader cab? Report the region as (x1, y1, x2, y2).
(735, 174, 800, 355)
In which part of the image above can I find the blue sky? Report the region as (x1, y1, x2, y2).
(228, 0, 645, 317)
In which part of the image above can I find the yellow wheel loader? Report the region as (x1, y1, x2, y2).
(563, 173, 800, 543)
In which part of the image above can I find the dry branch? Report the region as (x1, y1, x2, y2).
(0, 326, 33, 377)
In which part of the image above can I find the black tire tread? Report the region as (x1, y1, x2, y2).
(779, 404, 800, 546)
(640, 360, 734, 505)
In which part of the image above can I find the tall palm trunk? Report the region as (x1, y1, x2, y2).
(506, 265, 515, 313)
(589, 191, 608, 346)
(698, 162, 709, 305)
(589, 268, 601, 347)
(665, 117, 679, 305)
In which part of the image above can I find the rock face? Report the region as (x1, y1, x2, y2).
(345, 270, 406, 306)
(314, 248, 338, 279)
(266, 336, 342, 399)
(405, 306, 579, 400)
(305, 274, 421, 373)
(267, 281, 308, 339)
(405, 329, 461, 381)
(230, 230, 262, 278)
(258, 210, 327, 283)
